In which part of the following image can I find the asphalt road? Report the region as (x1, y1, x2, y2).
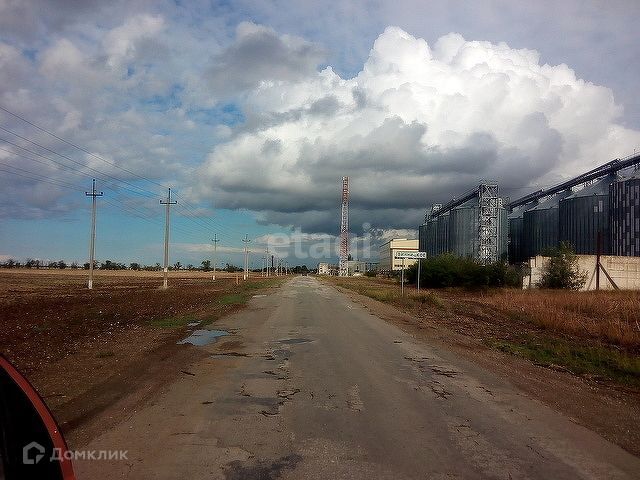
(75, 276, 640, 479)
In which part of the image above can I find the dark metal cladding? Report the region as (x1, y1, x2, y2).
(436, 213, 450, 255)
(559, 175, 615, 255)
(508, 202, 537, 263)
(610, 171, 640, 256)
(448, 200, 478, 258)
(523, 191, 572, 259)
(497, 207, 508, 261)
(424, 218, 438, 257)
(418, 224, 428, 253)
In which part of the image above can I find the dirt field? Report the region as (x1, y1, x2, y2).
(0, 268, 284, 444)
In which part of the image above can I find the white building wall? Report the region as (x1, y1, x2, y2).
(525, 255, 640, 290)
(379, 239, 419, 272)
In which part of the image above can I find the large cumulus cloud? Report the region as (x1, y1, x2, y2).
(197, 26, 640, 234)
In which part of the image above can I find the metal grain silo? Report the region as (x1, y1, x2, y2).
(497, 202, 509, 261)
(448, 199, 478, 258)
(436, 212, 450, 255)
(523, 190, 572, 259)
(508, 202, 537, 263)
(559, 174, 616, 254)
(610, 170, 640, 256)
(418, 224, 428, 253)
(425, 218, 438, 256)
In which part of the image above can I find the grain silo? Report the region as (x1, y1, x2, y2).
(610, 170, 640, 256)
(448, 199, 478, 258)
(559, 174, 616, 254)
(420, 183, 506, 263)
(523, 190, 572, 258)
(508, 202, 537, 263)
(436, 212, 450, 255)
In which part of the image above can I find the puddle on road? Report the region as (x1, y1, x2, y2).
(178, 329, 229, 346)
(278, 338, 312, 345)
(187, 322, 201, 327)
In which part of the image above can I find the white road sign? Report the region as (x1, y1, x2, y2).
(394, 250, 427, 259)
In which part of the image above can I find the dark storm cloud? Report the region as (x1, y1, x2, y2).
(206, 22, 326, 98)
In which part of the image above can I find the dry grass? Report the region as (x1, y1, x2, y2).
(476, 290, 640, 348)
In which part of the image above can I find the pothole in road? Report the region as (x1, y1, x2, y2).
(278, 338, 312, 345)
(178, 329, 229, 346)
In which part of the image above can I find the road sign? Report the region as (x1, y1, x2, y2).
(394, 250, 426, 259)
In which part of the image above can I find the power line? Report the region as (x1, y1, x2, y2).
(0, 107, 254, 250)
(0, 127, 160, 198)
(0, 104, 168, 189)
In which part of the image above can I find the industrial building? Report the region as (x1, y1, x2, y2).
(379, 239, 419, 273)
(508, 153, 640, 263)
(417, 154, 640, 265)
(418, 183, 507, 263)
(317, 262, 335, 275)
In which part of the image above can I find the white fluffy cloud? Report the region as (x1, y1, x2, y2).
(198, 27, 640, 233)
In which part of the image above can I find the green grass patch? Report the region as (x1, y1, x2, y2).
(218, 293, 249, 305)
(149, 316, 198, 328)
(487, 337, 640, 387)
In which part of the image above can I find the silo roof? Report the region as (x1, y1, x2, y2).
(529, 189, 572, 211)
(508, 201, 537, 219)
(565, 174, 618, 198)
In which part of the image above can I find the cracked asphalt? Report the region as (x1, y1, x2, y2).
(74, 276, 640, 479)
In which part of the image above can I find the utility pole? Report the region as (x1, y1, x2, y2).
(242, 234, 251, 280)
(85, 179, 103, 290)
(160, 188, 177, 289)
(212, 234, 219, 280)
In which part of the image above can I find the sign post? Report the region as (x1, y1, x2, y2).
(394, 250, 427, 296)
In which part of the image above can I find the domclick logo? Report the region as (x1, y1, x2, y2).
(22, 441, 45, 464)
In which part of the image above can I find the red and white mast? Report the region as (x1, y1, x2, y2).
(339, 176, 349, 276)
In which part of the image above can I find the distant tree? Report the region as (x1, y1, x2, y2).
(70, 262, 79, 269)
(1, 259, 15, 268)
(25, 259, 41, 269)
(201, 260, 211, 272)
(83, 262, 90, 270)
(186, 264, 195, 271)
(57, 260, 67, 269)
(173, 261, 182, 271)
(224, 263, 241, 272)
(537, 242, 587, 290)
(100, 260, 114, 270)
(129, 262, 141, 271)
(47, 261, 58, 269)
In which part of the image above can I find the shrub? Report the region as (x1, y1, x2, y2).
(405, 254, 523, 289)
(537, 242, 587, 290)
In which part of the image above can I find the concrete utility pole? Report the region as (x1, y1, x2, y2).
(212, 234, 219, 280)
(242, 234, 251, 280)
(265, 248, 270, 276)
(85, 178, 103, 290)
(160, 188, 177, 289)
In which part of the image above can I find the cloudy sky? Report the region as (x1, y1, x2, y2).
(1, 0, 639, 267)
